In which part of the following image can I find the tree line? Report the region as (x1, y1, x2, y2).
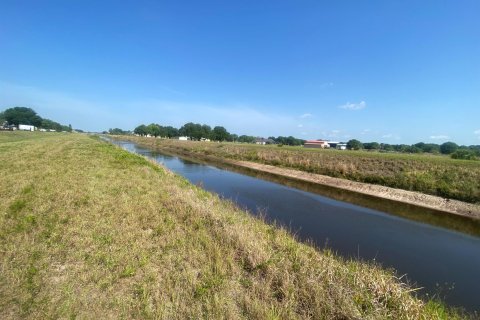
(346, 139, 480, 160)
(128, 122, 306, 145)
(0, 107, 72, 132)
(111, 121, 478, 160)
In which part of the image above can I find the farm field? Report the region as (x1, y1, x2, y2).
(122, 137, 480, 204)
(0, 131, 464, 319)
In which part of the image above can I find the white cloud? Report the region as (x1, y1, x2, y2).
(339, 101, 366, 110)
(361, 129, 371, 135)
(297, 124, 303, 128)
(474, 129, 480, 135)
(382, 134, 393, 138)
(319, 82, 334, 89)
(430, 135, 450, 140)
(300, 113, 312, 118)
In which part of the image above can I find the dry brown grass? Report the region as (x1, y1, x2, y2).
(0, 132, 465, 319)
(124, 137, 480, 204)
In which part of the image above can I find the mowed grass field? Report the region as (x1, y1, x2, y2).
(0, 132, 464, 319)
(125, 137, 480, 204)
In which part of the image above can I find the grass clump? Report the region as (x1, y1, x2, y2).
(0, 132, 466, 319)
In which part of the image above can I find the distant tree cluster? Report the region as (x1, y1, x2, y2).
(346, 139, 479, 160)
(108, 128, 131, 135)
(132, 122, 233, 142)
(0, 107, 72, 132)
(269, 136, 305, 146)
(130, 122, 307, 146)
(133, 124, 180, 138)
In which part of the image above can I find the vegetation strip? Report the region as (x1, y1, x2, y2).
(114, 136, 480, 220)
(0, 132, 466, 319)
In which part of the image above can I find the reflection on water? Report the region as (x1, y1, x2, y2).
(108, 138, 480, 313)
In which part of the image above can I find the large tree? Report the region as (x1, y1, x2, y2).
(440, 142, 459, 155)
(3, 107, 42, 126)
(164, 126, 179, 138)
(179, 122, 204, 140)
(211, 126, 230, 141)
(134, 124, 148, 136)
(347, 139, 363, 150)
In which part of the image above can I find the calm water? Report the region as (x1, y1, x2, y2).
(110, 139, 480, 312)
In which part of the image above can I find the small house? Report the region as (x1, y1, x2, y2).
(255, 137, 275, 145)
(19, 124, 36, 131)
(178, 136, 188, 141)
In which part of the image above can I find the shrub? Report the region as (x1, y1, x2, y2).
(451, 149, 478, 160)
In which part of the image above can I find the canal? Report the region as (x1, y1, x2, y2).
(108, 138, 480, 312)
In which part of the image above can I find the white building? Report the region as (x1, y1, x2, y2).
(18, 124, 36, 131)
(179, 136, 188, 141)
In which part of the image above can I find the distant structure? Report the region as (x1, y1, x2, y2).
(0, 121, 16, 131)
(326, 141, 347, 150)
(178, 136, 188, 141)
(255, 137, 275, 145)
(304, 140, 330, 148)
(304, 140, 347, 150)
(18, 124, 36, 131)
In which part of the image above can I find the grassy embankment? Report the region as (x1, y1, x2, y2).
(0, 132, 464, 319)
(123, 137, 480, 204)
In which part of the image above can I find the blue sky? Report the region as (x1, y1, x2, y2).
(1, 1, 479, 144)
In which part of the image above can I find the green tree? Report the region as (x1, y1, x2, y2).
(201, 124, 212, 139)
(179, 122, 205, 140)
(134, 124, 148, 136)
(211, 126, 230, 141)
(4, 107, 42, 126)
(440, 142, 458, 155)
(146, 123, 162, 137)
(41, 119, 63, 131)
(229, 134, 238, 142)
(451, 149, 477, 160)
(109, 128, 127, 135)
(238, 135, 255, 143)
(164, 126, 179, 138)
(363, 142, 380, 150)
(347, 139, 363, 150)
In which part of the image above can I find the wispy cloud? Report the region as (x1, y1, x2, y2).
(297, 124, 303, 128)
(474, 130, 480, 139)
(300, 113, 312, 118)
(430, 135, 450, 140)
(339, 101, 366, 111)
(319, 82, 334, 89)
(0, 81, 121, 131)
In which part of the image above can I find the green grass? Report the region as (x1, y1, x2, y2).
(0, 132, 467, 319)
(124, 137, 480, 204)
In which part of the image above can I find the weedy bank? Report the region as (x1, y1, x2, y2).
(0, 132, 465, 319)
(123, 137, 480, 204)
